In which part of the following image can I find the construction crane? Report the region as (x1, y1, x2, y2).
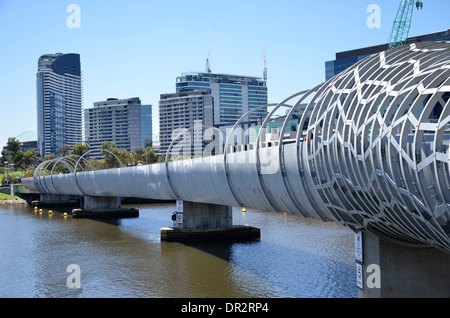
(206, 25, 215, 73)
(262, 37, 267, 82)
(388, 0, 424, 49)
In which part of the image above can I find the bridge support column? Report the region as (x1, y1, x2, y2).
(81, 196, 121, 210)
(161, 201, 260, 242)
(180, 201, 232, 229)
(41, 194, 71, 201)
(358, 231, 450, 298)
(33, 194, 79, 209)
(72, 196, 138, 219)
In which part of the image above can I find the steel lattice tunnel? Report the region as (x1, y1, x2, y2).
(286, 41, 450, 252)
(24, 42, 450, 253)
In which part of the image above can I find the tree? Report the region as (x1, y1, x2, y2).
(144, 147, 159, 164)
(100, 141, 129, 168)
(1, 137, 21, 165)
(72, 143, 89, 157)
(132, 147, 145, 164)
(22, 149, 41, 169)
(71, 143, 89, 170)
(157, 154, 170, 163)
(58, 144, 71, 157)
(115, 148, 130, 167)
(42, 153, 55, 161)
(12, 151, 25, 171)
(130, 147, 159, 165)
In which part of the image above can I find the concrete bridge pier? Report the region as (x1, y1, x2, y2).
(358, 231, 450, 298)
(161, 201, 260, 242)
(32, 194, 79, 209)
(71, 195, 139, 219)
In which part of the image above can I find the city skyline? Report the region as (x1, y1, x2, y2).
(159, 71, 268, 156)
(0, 0, 449, 152)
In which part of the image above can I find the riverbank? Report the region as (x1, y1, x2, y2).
(0, 199, 28, 206)
(0, 193, 28, 206)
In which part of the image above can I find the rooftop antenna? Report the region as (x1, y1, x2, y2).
(263, 36, 267, 82)
(206, 25, 215, 73)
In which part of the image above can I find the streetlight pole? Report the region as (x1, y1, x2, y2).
(10, 163, 15, 184)
(3, 161, 9, 186)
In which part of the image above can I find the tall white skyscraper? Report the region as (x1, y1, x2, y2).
(36, 53, 82, 156)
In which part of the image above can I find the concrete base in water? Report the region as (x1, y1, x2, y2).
(71, 208, 139, 219)
(32, 200, 80, 209)
(32, 194, 80, 209)
(160, 225, 260, 242)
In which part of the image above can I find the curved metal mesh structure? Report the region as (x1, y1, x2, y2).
(23, 41, 450, 253)
(280, 41, 450, 251)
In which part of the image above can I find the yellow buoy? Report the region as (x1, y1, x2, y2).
(242, 208, 246, 213)
(64, 212, 68, 216)
(49, 210, 53, 214)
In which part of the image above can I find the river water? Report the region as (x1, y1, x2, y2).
(0, 203, 357, 298)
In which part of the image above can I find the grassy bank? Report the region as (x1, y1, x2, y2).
(2, 170, 31, 183)
(0, 193, 23, 200)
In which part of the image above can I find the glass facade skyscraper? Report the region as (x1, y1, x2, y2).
(325, 29, 450, 81)
(140, 105, 153, 149)
(176, 72, 268, 125)
(36, 53, 82, 156)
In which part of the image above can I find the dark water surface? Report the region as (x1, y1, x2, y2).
(0, 204, 357, 298)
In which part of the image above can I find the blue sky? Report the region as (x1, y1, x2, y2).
(0, 0, 449, 152)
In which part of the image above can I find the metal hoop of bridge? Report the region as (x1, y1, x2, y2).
(74, 150, 124, 196)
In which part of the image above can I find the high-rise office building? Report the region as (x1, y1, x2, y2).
(325, 29, 450, 81)
(159, 72, 268, 155)
(36, 53, 82, 156)
(159, 90, 213, 156)
(176, 72, 268, 125)
(84, 97, 152, 159)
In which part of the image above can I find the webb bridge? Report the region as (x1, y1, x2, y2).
(21, 41, 450, 297)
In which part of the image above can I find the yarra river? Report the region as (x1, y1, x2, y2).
(0, 203, 357, 298)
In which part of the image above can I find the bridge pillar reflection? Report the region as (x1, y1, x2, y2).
(358, 231, 450, 298)
(161, 201, 260, 242)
